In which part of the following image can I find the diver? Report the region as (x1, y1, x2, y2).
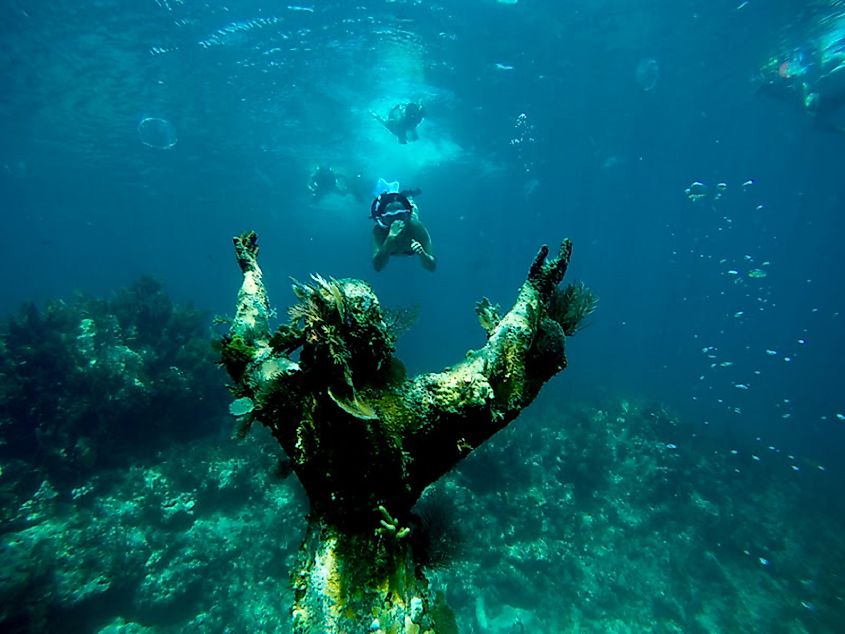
(308, 165, 347, 201)
(371, 103, 426, 144)
(308, 165, 342, 201)
(370, 180, 435, 272)
(308, 165, 369, 203)
(757, 19, 845, 133)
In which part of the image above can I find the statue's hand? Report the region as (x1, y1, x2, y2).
(410, 239, 426, 256)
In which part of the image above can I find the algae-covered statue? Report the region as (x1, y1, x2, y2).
(219, 231, 595, 634)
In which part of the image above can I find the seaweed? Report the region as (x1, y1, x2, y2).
(549, 280, 598, 336)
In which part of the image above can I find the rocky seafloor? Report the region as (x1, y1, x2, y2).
(2, 393, 842, 633)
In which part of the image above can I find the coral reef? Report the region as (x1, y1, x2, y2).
(220, 231, 588, 632)
(425, 396, 845, 632)
(0, 429, 305, 632)
(0, 277, 228, 497)
(1, 397, 841, 632)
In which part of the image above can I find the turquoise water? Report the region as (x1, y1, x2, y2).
(1, 1, 844, 631)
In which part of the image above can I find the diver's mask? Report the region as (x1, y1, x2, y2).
(371, 192, 413, 229)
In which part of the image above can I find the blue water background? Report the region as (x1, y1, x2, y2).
(1, 0, 843, 471)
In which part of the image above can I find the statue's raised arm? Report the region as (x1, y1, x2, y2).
(219, 231, 596, 634)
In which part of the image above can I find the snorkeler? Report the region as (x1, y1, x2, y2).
(371, 103, 426, 144)
(308, 165, 369, 203)
(308, 166, 344, 201)
(371, 181, 435, 272)
(757, 16, 845, 133)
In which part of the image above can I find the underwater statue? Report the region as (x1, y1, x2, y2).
(219, 231, 595, 633)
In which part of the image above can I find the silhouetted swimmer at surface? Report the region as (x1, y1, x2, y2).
(371, 103, 425, 144)
(757, 16, 845, 133)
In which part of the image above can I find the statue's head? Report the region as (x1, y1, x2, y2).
(290, 276, 395, 385)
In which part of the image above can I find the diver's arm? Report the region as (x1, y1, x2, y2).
(372, 224, 402, 272)
(371, 111, 399, 139)
(371, 110, 404, 142)
(410, 222, 436, 272)
(370, 106, 408, 145)
(372, 232, 390, 272)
